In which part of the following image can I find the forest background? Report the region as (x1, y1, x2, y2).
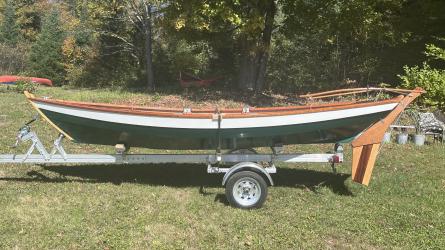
(0, 0, 444, 109)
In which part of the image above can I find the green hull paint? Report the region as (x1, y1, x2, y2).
(41, 109, 390, 150)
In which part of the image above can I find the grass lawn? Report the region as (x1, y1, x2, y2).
(0, 86, 444, 249)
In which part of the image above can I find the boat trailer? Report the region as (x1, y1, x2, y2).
(0, 118, 344, 209)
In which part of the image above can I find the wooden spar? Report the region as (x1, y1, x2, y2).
(300, 87, 415, 98)
(305, 90, 369, 99)
(300, 88, 370, 97)
(350, 87, 424, 185)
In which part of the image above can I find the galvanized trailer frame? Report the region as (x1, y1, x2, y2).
(0, 122, 344, 208)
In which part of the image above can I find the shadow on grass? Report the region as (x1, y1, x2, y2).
(1, 164, 353, 197)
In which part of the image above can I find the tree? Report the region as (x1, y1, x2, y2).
(2, 0, 443, 94)
(270, 0, 408, 91)
(69, 1, 142, 88)
(29, 7, 65, 85)
(236, 0, 276, 92)
(126, 0, 158, 91)
(97, 0, 164, 91)
(169, 0, 277, 92)
(0, 0, 20, 45)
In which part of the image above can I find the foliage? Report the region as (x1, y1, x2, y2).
(60, 3, 95, 87)
(14, 78, 37, 93)
(399, 64, 445, 110)
(399, 41, 445, 111)
(403, 108, 423, 134)
(159, 38, 216, 82)
(0, 0, 444, 98)
(0, 0, 19, 45)
(169, 0, 278, 91)
(62, 35, 94, 86)
(29, 7, 66, 85)
(81, 2, 140, 88)
(425, 42, 445, 61)
(14, 0, 49, 42)
(0, 43, 28, 74)
(273, 0, 407, 92)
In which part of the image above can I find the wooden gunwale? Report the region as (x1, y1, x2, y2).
(28, 95, 403, 119)
(48, 97, 390, 112)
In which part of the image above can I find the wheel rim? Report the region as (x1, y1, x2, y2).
(232, 177, 261, 207)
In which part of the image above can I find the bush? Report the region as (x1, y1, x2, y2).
(15, 79, 37, 93)
(399, 42, 445, 111)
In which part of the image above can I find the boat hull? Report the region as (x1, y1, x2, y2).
(40, 108, 391, 150)
(0, 75, 53, 86)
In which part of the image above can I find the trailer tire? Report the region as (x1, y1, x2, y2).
(225, 171, 267, 209)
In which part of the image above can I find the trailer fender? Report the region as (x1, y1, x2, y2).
(222, 162, 274, 186)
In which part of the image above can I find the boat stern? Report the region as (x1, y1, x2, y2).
(350, 87, 424, 185)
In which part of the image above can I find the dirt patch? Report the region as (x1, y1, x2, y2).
(109, 88, 382, 109)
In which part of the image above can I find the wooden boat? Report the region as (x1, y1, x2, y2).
(179, 72, 220, 88)
(0, 75, 53, 86)
(24, 87, 424, 185)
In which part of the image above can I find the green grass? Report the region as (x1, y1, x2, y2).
(0, 86, 444, 249)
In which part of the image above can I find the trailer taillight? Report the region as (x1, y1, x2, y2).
(331, 155, 341, 163)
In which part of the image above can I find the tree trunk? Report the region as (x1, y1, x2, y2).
(238, 35, 256, 90)
(254, 1, 276, 92)
(237, 1, 276, 92)
(144, 4, 155, 91)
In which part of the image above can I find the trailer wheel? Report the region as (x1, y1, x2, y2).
(225, 171, 267, 209)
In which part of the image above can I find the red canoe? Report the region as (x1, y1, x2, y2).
(0, 75, 53, 87)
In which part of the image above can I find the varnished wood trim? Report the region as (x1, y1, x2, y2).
(27, 95, 402, 119)
(352, 88, 423, 147)
(352, 144, 380, 185)
(350, 87, 424, 185)
(305, 90, 369, 99)
(300, 87, 423, 98)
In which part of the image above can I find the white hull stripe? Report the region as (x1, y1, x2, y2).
(34, 101, 398, 129)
